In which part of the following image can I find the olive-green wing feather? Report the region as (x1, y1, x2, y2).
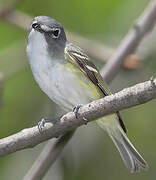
(65, 43, 126, 133)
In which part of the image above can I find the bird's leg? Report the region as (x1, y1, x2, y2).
(73, 104, 83, 119)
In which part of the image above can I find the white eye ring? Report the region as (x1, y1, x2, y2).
(52, 28, 60, 38)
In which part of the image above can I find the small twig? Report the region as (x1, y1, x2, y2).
(0, 0, 22, 17)
(0, 79, 156, 157)
(101, 0, 156, 82)
(0, 10, 32, 31)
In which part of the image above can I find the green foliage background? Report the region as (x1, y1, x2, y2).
(0, 0, 156, 179)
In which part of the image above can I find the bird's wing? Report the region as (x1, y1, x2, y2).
(65, 43, 127, 133)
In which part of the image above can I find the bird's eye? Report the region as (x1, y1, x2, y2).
(52, 29, 60, 38)
(32, 23, 40, 29)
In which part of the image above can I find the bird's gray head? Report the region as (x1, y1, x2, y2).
(27, 16, 67, 58)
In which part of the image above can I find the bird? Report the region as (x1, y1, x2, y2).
(26, 15, 148, 173)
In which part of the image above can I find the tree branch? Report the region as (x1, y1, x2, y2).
(1, 1, 156, 179)
(23, 131, 75, 180)
(101, 0, 156, 82)
(0, 0, 22, 17)
(0, 78, 155, 157)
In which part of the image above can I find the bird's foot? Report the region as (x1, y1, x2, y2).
(38, 118, 50, 133)
(38, 117, 60, 133)
(73, 104, 83, 118)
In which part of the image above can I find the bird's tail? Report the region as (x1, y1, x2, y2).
(96, 115, 148, 173)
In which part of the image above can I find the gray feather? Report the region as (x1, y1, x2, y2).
(108, 125, 148, 173)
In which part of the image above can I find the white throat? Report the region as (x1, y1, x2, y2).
(27, 29, 48, 61)
(26, 29, 68, 109)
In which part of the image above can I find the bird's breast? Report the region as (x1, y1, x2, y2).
(27, 46, 101, 111)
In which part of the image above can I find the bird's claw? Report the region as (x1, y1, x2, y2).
(73, 104, 83, 118)
(150, 76, 155, 82)
(38, 118, 46, 133)
(38, 118, 54, 133)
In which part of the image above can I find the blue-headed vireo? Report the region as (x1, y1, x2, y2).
(26, 16, 148, 172)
